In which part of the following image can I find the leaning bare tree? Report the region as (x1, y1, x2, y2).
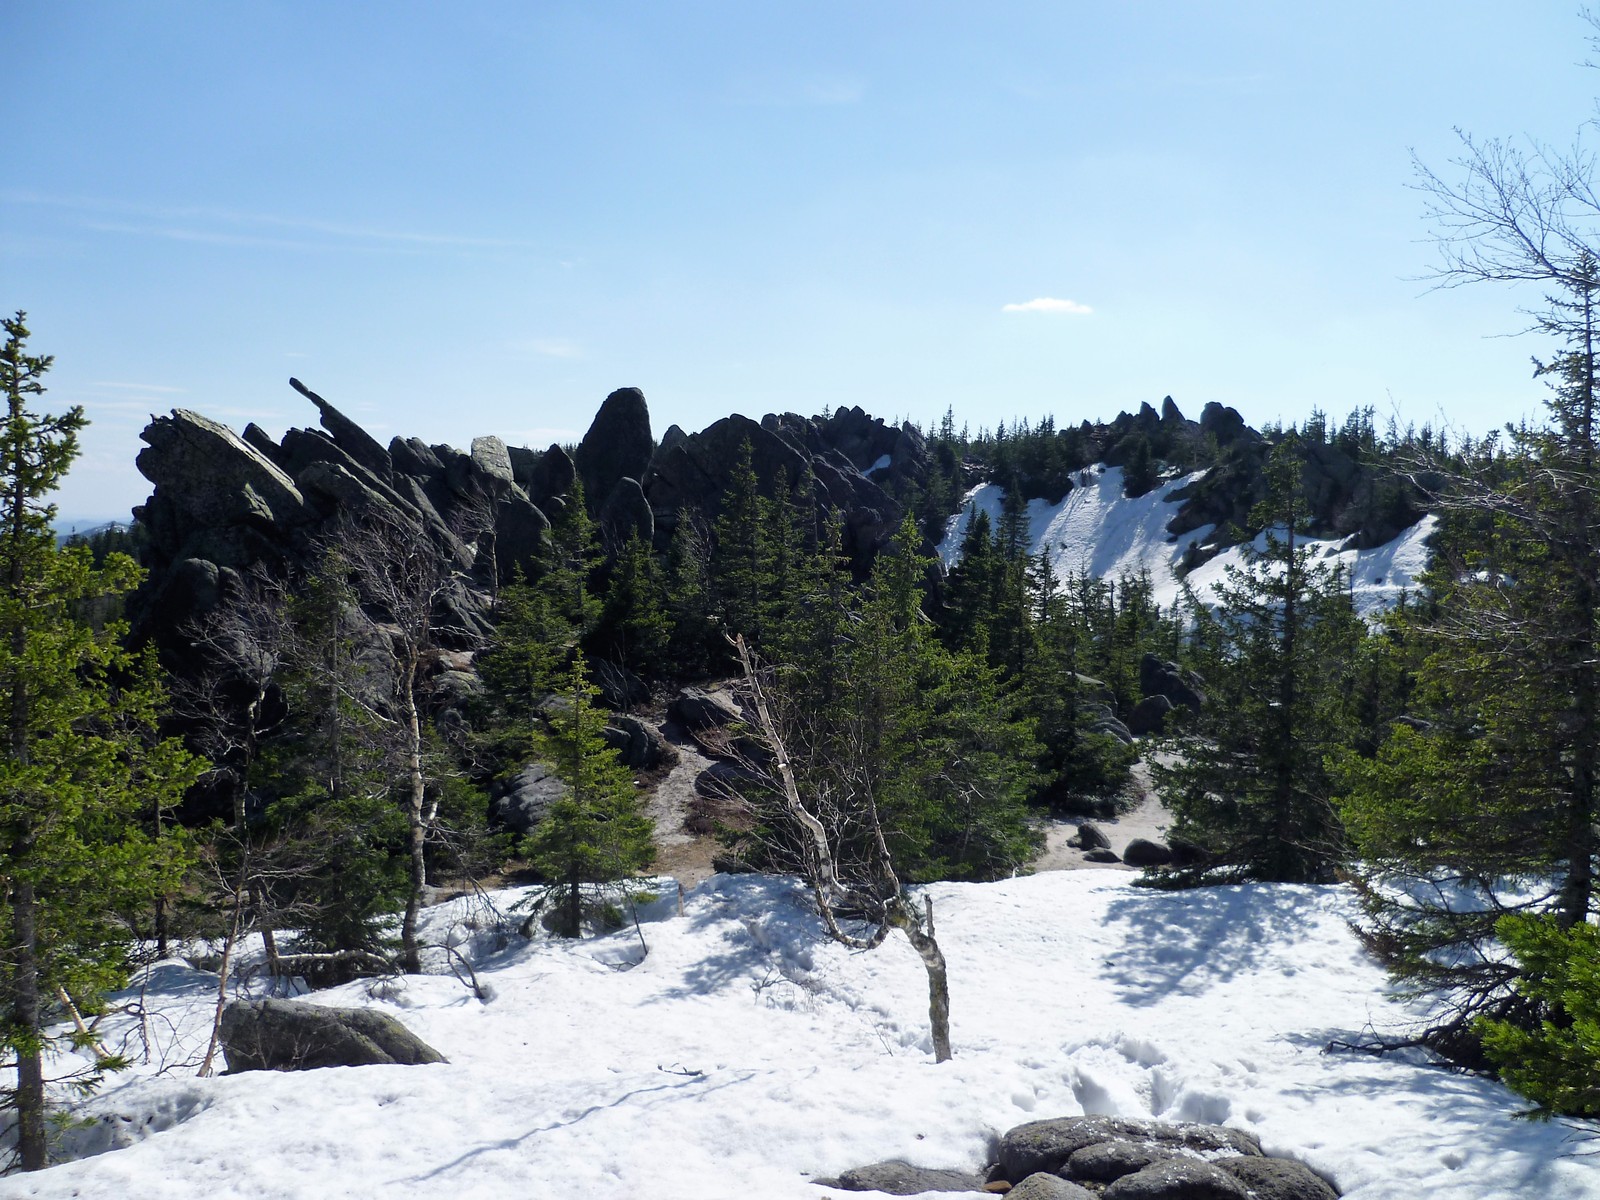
(730, 634, 952, 1062)
(323, 505, 477, 974)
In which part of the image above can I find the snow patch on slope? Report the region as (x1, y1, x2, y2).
(939, 465, 1435, 616)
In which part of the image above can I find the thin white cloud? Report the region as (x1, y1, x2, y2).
(3, 191, 537, 253)
(89, 381, 187, 394)
(1002, 297, 1094, 315)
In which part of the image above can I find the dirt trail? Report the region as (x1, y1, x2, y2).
(640, 733, 1172, 884)
(642, 734, 721, 886)
(1033, 759, 1171, 872)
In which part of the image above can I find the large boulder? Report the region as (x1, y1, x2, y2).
(491, 762, 569, 836)
(1216, 1157, 1339, 1200)
(603, 715, 675, 771)
(1102, 1158, 1249, 1200)
(832, 1160, 987, 1195)
(1139, 654, 1205, 714)
(669, 687, 743, 731)
(219, 999, 445, 1072)
(1222, 1158, 1337, 1196)
(1066, 1140, 1186, 1183)
(1009, 1175, 1096, 1200)
(1128, 694, 1174, 737)
(1000, 1117, 1260, 1182)
(1123, 838, 1175, 868)
(470, 436, 518, 498)
(576, 387, 654, 512)
(1070, 823, 1111, 851)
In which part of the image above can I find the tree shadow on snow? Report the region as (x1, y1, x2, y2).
(1097, 885, 1325, 1007)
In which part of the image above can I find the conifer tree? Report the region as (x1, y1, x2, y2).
(664, 508, 719, 676)
(1155, 438, 1362, 885)
(1332, 120, 1600, 1082)
(0, 314, 202, 1169)
(525, 659, 655, 937)
(711, 440, 767, 644)
(594, 533, 671, 680)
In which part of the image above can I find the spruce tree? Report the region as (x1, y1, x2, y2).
(711, 440, 767, 644)
(525, 659, 655, 937)
(1155, 438, 1362, 885)
(0, 313, 202, 1169)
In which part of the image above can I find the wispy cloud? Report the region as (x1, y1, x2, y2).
(89, 381, 187, 394)
(2, 191, 537, 254)
(1002, 297, 1094, 315)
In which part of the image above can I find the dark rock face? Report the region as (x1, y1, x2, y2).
(491, 762, 569, 836)
(219, 999, 446, 1072)
(1139, 655, 1205, 715)
(136, 409, 312, 543)
(1084, 848, 1122, 864)
(293, 378, 394, 484)
(598, 476, 654, 549)
(832, 1160, 988, 1195)
(1123, 838, 1175, 868)
(1129, 694, 1175, 736)
(642, 406, 929, 575)
(529, 444, 577, 510)
(576, 387, 654, 513)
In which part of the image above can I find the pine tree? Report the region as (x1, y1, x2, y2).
(770, 515, 1040, 882)
(1155, 438, 1362, 885)
(664, 508, 719, 676)
(525, 659, 655, 937)
(711, 440, 767, 644)
(594, 533, 671, 680)
(0, 313, 202, 1169)
(1333, 127, 1600, 1078)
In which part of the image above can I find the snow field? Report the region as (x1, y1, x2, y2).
(3, 871, 1591, 1200)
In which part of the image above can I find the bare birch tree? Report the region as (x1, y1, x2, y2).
(730, 635, 952, 1062)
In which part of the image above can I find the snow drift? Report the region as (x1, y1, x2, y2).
(3, 872, 1589, 1199)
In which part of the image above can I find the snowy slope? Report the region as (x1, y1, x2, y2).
(939, 466, 1435, 616)
(5, 873, 1589, 1200)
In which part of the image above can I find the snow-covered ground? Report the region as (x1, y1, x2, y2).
(939, 467, 1436, 616)
(6, 872, 1591, 1199)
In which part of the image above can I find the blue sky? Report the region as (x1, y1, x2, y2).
(8, 2, 1598, 525)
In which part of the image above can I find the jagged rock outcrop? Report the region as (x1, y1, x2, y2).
(576, 387, 654, 513)
(131, 382, 566, 666)
(642, 406, 929, 573)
